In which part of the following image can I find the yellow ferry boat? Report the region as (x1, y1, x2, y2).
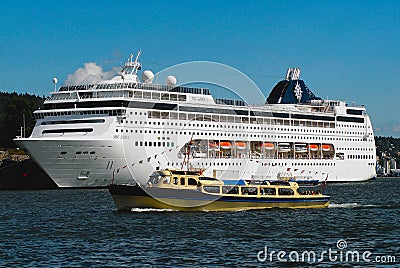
(109, 169, 330, 212)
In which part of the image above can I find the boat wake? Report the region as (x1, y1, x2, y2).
(328, 203, 360, 208)
(130, 208, 178, 213)
(329, 203, 400, 209)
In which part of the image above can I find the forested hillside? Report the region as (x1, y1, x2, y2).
(0, 92, 44, 148)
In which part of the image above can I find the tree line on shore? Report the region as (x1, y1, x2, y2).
(0, 92, 44, 149)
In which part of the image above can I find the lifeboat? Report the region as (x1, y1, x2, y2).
(278, 143, 291, 152)
(235, 141, 247, 150)
(294, 143, 308, 153)
(261, 142, 275, 150)
(309, 144, 319, 151)
(322, 144, 331, 151)
(220, 141, 232, 150)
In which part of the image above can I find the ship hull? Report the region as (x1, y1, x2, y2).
(109, 184, 330, 211)
(15, 135, 376, 188)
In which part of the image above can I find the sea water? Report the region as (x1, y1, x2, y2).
(0, 178, 399, 267)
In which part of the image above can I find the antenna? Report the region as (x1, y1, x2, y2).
(121, 50, 142, 77)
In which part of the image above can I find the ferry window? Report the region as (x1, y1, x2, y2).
(222, 186, 238, 194)
(278, 188, 294, 196)
(188, 178, 197, 186)
(173, 177, 178, 185)
(262, 188, 276, 195)
(180, 177, 185, 185)
(163, 176, 171, 184)
(203, 186, 220, 193)
(241, 187, 257, 195)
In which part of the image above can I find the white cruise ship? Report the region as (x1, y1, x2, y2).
(14, 52, 376, 188)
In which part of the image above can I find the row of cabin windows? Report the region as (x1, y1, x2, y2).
(148, 111, 336, 129)
(134, 141, 175, 147)
(203, 186, 294, 196)
(170, 177, 198, 186)
(34, 109, 125, 119)
(348, 155, 374, 160)
(337, 147, 374, 151)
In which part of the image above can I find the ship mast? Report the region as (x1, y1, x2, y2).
(122, 50, 141, 76)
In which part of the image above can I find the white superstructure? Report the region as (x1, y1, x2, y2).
(14, 52, 376, 187)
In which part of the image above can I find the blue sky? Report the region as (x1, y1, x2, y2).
(0, 0, 399, 136)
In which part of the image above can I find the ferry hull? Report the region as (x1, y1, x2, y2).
(109, 185, 330, 211)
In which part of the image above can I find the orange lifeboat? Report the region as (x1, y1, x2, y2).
(309, 144, 319, 151)
(235, 141, 247, 150)
(220, 141, 232, 149)
(322, 144, 331, 151)
(262, 142, 275, 150)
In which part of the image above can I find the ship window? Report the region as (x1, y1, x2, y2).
(161, 94, 169, 100)
(262, 188, 276, 195)
(42, 128, 93, 134)
(188, 178, 197, 185)
(278, 188, 294, 196)
(163, 176, 171, 184)
(180, 177, 185, 185)
(222, 186, 238, 194)
(241, 187, 257, 195)
(173, 177, 178, 185)
(76, 151, 82, 154)
(203, 186, 220, 193)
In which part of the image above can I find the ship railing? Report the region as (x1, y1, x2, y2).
(58, 82, 210, 95)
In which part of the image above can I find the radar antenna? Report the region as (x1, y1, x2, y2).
(121, 50, 142, 76)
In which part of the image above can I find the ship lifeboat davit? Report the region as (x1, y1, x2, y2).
(295, 143, 308, 153)
(209, 142, 219, 150)
(322, 144, 331, 151)
(220, 141, 232, 150)
(235, 141, 247, 150)
(278, 143, 291, 152)
(262, 142, 275, 150)
(309, 144, 319, 151)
